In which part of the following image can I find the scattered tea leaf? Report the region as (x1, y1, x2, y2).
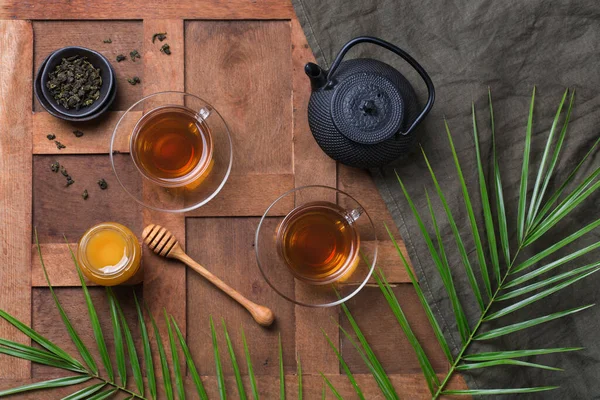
(103, 38, 112, 44)
(46, 55, 102, 110)
(50, 161, 60, 173)
(66, 177, 75, 186)
(97, 179, 108, 190)
(55, 141, 66, 150)
(82, 189, 88, 200)
(116, 54, 126, 62)
(152, 32, 167, 43)
(46, 134, 56, 140)
(73, 130, 84, 138)
(130, 50, 141, 62)
(60, 166, 69, 177)
(127, 76, 141, 85)
(160, 44, 171, 55)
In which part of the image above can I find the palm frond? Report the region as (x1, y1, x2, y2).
(223, 319, 247, 400)
(241, 327, 259, 400)
(463, 347, 583, 361)
(442, 386, 559, 396)
(297, 354, 302, 400)
(172, 317, 208, 400)
(166, 311, 185, 400)
(210, 316, 226, 400)
(278, 333, 285, 400)
(147, 306, 173, 400)
(0, 376, 92, 397)
(134, 293, 157, 400)
(320, 373, 343, 400)
(61, 382, 106, 400)
(322, 330, 365, 400)
(115, 295, 144, 396)
(106, 288, 126, 387)
(456, 359, 562, 371)
(517, 86, 536, 242)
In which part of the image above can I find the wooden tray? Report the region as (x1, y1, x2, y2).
(0, 2, 466, 397)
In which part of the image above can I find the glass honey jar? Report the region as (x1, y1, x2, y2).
(77, 222, 142, 286)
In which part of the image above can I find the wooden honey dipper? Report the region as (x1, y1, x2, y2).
(142, 224, 275, 327)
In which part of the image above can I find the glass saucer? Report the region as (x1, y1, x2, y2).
(110, 91, 233, 213)
(255, 185, 378, 307)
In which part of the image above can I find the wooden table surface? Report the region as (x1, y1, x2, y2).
(0, 1, 467, 398)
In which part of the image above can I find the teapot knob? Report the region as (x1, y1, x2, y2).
(359, 100, 377, 116)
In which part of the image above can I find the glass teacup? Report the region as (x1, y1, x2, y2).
(255, 185, 378, 307)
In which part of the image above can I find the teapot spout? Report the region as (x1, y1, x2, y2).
(305, 62, 327, 90)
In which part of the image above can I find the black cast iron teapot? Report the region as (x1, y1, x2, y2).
(305, 36, 435, 168)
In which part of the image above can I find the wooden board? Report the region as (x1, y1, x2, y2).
(0, 4, 469, 398)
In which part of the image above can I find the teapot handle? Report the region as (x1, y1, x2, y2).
(326, 36, 435, 136)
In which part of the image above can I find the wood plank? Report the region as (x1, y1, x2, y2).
(186, 218, 296, 376)
(33, 154, 145, 244)
(0, 20, 33, 379)
(185, 20, 293, 176)
(341, 285, 450, 375)
(33, 21, 144, 112)
(290, 17, 340, 375)
(31, 243, 95, 287)
(185, 174, 295, 217)
(141, 19, 186, 338)
(33, 111, 137, 154)
(1, 0, 293, 20)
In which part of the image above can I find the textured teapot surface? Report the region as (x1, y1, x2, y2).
(305, 36, 435, 169)
(307, 58, 419, 168)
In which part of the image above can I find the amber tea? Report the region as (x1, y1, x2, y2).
(131, 105, 213, 186)
(276, 201, 361, 284)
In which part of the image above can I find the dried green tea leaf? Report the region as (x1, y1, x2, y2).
(55, 141, 66, 150)
(46, 55, 103, 110)
(82, 189, 89, 200)
(130, 49, 141, 62)
(103, 38, 112, 44)
(160, 44, 171, 55)
(50, 161, 60, 172)
(127, 76, 141, 85)
(60, 166, 69, 177)
(66, 177, 75, 186)
(152, 32, 167, 43)
(46, 134, 56, 140)
(116, 54, 126, 62)
(73, 130, 84, 138)
(97, 178, 108, 190)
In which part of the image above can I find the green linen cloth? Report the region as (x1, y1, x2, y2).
(292, 0, 600, 398)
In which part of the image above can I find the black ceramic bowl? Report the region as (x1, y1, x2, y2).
(38, 46, 115, 119)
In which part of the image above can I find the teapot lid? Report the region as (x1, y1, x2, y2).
(331, 71, 404, 145)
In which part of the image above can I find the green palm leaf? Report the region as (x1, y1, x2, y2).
(297, 355, 302, 400)
(61, 383, 105, 400)
(68, 244, 113, 382)
(106, 288, 126, 387)
(456, 359, 562, 371)
(87, 388, 118, 400)
(396, 172, 471, 343)
(320, 373, 343, 400)
(0, 375, 92, 397)
(442, 386, 559, 396)
(421, 149, 485, 311)
(241, 327, 259, 400)
(147, 307, 173, 400)
(210, 316, 226, 400)
(475, 305, 594, 340)
(172, 317, 208, 400)
(339, 304, 399, 399)
(517, 86, 536, 242)
(0, 343, 83, 373)
(526, 89, 569, 228)
(444, 120, 493, 297)
(375, 270, 439, 394)
(115, 295, 144, 396)
(134, 293, 156, 400)
(278, 333, 285, 400)
(166, 311, 185, 400)
(384, 224, 453, 362)
(472, 102, 501, 284)
(463, 348, 582, 361)
(223, 320, 247, 400)
(489, 88, 511, 265)
(322, 330, 365, 400)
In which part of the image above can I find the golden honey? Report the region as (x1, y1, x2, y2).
(77, 222, 142, 286)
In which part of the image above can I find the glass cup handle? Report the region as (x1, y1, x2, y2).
(344, 206, 364, 224)
(197, 105, 212, 121)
